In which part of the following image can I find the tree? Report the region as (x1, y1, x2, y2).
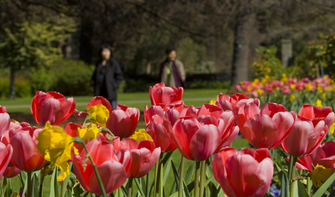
(0, 18, 76, 99)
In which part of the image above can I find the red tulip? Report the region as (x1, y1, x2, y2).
(170, 112, 235, 161)
(31, 91, 76, 125)
(146, 109, 178, 152)
(212, 147, 273, 197)
(234, 101, 260, 132)
(72, 139, 127, 195)
(241, 103, 295, 149)
(197, 104, 224, 119)
(298, 104, 334, 130)
(285, 156, 314, 172)
(216, 93, 249, 112)
(0, 107, 10, 137)
(107, 105, 140, 138)
(281, 105, 334, 157)
(3, 162, 21, 178)
(112, 137, 161, 178)
(310, 141, 335, 169)
(149, 83, 183, 105)
(0, 141, 13, 178)
(144, 105, 165, 125)
(10, 125, 46, 171)
(281, 120, 326, 157)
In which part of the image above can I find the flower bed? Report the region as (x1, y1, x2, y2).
(1, 82, 335, 197)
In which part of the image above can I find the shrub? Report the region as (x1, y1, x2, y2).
(187, 80, 230, 89)
(50, 59, 95, 96)
(0, 76, 31, 98)
(30, 67, 56, 93)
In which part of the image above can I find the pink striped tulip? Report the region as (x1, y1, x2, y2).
(107, 105, 140, 138)
(149, 83, 183, 105)
(212, 147, 273, 197)
(31, 91, 76, 125)
(72, 139, 127, 195)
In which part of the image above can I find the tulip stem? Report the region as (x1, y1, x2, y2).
(27, 172, 32, 197)
(127, 177, 133, 197)
(307, 176, 311, 195)
(288, 156, 298, 197)
(82, 143, 107, 197)
(194, 161, 200, 197)
(178, 156, 185, 197)
(39, 168, 46, 197)
(154, 161, 158, 197)
(199, 160, 207, 197)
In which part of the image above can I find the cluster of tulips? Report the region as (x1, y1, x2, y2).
(234, 74, 334, 97)
(1, 82, 335, 197)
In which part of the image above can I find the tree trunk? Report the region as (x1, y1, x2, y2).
(10, 66, 15, 100)
(230, 3, 253, 87)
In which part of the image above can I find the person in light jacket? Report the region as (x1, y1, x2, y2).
(158, 47, 186, 88)
(91, 44, 123, 109)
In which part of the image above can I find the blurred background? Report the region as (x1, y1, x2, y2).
(1, 0, 335, 98)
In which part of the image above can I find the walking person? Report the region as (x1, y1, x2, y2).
(158, 46, 186, 88)
(91, 44, 123, 110)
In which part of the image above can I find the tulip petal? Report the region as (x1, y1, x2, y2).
(189, 125, 220, 161)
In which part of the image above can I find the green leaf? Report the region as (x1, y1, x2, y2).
(32, 171, 40, 197)
(279, 170, 289, 197)
(184, 161, 196, 184)
(297, 180, 309, 197)
(163, 156, 172, 186)
(264, 192, 275, 197)
(313, 171, 335, 197)
(50, 167, 59, 197)
(134, 178, 145, 197)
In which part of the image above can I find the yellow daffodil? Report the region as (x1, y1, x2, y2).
(246, 87, 251, 92)
(324, 75, 329, 79)
(290, 84, 296, 90)
(11, 119, 20, 124)
(87, 104, 110, 127)
(209, 99, 216, 105)
(130, 129, 153, 143)
(329, 122, 335, 135)
(281, 77, 288, 83)
(310, 164, 334, 188)
(77, 122, 101, 141)
(305, 83, 312, 91)
(253, 78, 260, 83)
(289, 95, 295, 102)
(36, 122, 78, 181)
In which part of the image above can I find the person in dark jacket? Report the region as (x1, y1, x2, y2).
(91, 44, 123, 110)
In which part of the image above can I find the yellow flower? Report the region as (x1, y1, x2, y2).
(209, 99, 216, 105)
(253, 78, 260, 83)
(36, 122, 76, 181)
(290, 84, 296, 90)
(330, 79, 334, 85)
(326, 86, 331, 92)
(251, 82, 257, 87)
(255, 89, 263, 96)
(324, 74, 329, 79)
(130, 129, 153, 143)
(289, 95, 295, 102)
(281, 77, 288, 83)
(281, 73, 287, 78)
(317, 85, 324, 93)
(11, 119, 20, 124)
(313, 99, 323, 108)
(322, 93, 326, 99)
(77, 123, 101, 141)
(305, 83, 312, 91)
(239, 81, 243, 85)
(310, 164, 334, 188)
(300, 91, 303, 95)
(329, 122, 335, 135)
(246, 87, 252, 92)
(87, 104, 110, 127)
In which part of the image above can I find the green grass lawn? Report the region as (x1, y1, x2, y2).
(0, 89, 226, 113)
